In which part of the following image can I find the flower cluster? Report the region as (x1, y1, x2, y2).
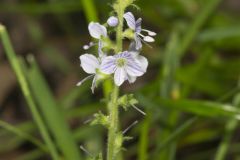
(77, 12, 156, 93)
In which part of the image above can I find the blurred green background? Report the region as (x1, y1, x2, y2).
(0, 0, 240, 160)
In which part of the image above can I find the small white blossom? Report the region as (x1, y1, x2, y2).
(77, 54, 101, 93)
(84, 22, 107, 58)
(88, 22, 107, 39)
(100, 51, 148, 86)
(123, 12, 156, 50)
(107, 16, 119, 27)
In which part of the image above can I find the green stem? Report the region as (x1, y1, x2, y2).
(107, 86, 119, 160)
(107, 0, 125, 159)
(116, 0, 124, 52)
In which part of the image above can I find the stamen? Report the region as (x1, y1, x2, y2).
(137, 35, 153, 48)
(144, 36, 155, 42)
(142, 29, 157, 36)
(132, 104, 146, 116)
(116, 58, 127, 67)
(83, 117, 93, 124)
(83, 42, 96, 50)
(83, 45, 89, 50)
(80, 145, 93, 157)
(123, 120, 139, 135)
(137, 33, 145, 38)
(76, 75, 94, 86)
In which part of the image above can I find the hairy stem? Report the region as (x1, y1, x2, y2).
(107, 0, 125, 160)
(107, 86, 119, 160)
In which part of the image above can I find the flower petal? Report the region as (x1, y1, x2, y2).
(136, 55, 148, 72)
(123, 12, 136, 30)
(129, 51, 139, 58)
(88, 22, 107, 39)
(127, 75, 137, 83)
(135, 18, 142, 33)
(100, 56, 116, 74)
(80, 54, 99, 74)
(98, 40, 105, 58)
(126, 59, 144, 76)
(114, 68, 127, 86)
(135, 35, 142, 50)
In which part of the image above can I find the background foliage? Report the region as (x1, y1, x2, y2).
(0, 0, 239, 159)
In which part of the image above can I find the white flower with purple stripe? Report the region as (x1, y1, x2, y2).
(83, 22, 107, 58)
(77, 54, 101, 93)
(123, 12, 156, 50)
(100, 51, 148, 86)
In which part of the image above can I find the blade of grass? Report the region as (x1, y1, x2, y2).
(198, 26, 240, 42)
(138, 113, 151, 160)
(81, 0, 98, 22)
(16, 149, 45, 160)
(177, 0, 223, 57)
(26, 55, 82, 160)
(137, 94, 240, 119)
(0, 2, 82, 14)
(214, 81, 240, 160)
(156, 117, 198, 151)
(157, 31, 181, 160)
(0, 24, 60, 160)
(0, 120, 47, 152)
(157, 98, 240, 119)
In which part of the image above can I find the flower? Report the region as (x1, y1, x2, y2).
(123, 12, 156, 50)
(77, 54, 101, 93)
(100, 51, 148, 86)
(84, 22, 107, 58)
(107, 16, 119, 27)
(88, 22, 107, 39)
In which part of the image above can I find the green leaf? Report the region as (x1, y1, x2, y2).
(26, 55, 82, 160)
(90, 111, 110, 128)
(0, 24, 60, 160)
(156, 98, 240, 119)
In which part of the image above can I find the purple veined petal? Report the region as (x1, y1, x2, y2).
(135, 18, 142, 33)
(129, 51, 139, 58)
(136, 55, 148, 72)
(91, 75, 97, 93)
(135, 35, 142, 50)
(123, 12, 136, 30)
(76, 74, 94, 86)
(127, 74, 137, 83)
(107, 16, 118, 27)
(98, 40, 105, 58)
(126, 59, 144, 76)
(129, 41, 137, 52)
(88, 22, 107, 39)
(114, 67, 127, 86)
(80, 54, 99, 74)
(100, 56, 116, 74)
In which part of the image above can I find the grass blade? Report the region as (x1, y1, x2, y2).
(156, 117, 197, 152)
(81, 0, 98, 22)
(26, 55, 82, 160)
(214, 81, 240, 160)
(177, 0, 222, 56)
(0, 24, 60, 160)
(0, 120, 47, 152)
(156, 98, 240, 119)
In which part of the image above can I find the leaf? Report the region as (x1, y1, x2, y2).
(156, 98, 240, 119)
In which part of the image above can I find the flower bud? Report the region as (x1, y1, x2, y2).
(107, 16, 118, 27)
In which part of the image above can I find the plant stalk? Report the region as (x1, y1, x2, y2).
(107, 0, 124, 159)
